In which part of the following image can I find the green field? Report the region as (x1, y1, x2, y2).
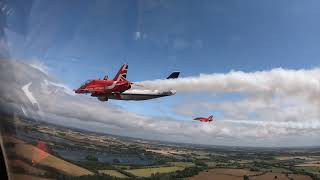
(296, 166, 320, 174)
(5, 118, 320, 180)
(168, 162, 195, 168)
(98, 170, 128, 178)
(125, 166, 185, 177)
(113, 165, 132, 170)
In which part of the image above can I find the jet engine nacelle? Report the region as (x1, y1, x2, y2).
(98, 96, 108, 101)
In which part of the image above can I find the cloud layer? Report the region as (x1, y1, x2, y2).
(2, 60, 320, 147)
(138, 67, 320, 146)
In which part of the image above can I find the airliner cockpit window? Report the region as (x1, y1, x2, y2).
(1, 1, 320, 180)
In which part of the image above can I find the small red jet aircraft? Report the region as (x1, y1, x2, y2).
(74, 64, 179, 101)
(193, 115, 214, 122)
(74, 64, 131, 99)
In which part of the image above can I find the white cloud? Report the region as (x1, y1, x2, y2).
(29, 61, 49, 75)
(43, 79, 75, 96)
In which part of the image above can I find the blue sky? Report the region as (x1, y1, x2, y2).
(4, 1, 320, 146)
(8, 1, 320, 79)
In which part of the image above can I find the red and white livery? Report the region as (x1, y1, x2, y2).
(193, 115, 214, 122)
(74, 64, 131, 96)
(74, 64, 179, 102)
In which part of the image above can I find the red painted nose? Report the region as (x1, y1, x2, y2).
(74, 89, 83, 94)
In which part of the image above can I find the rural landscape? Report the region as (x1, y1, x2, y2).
(1, 115, 320, 180)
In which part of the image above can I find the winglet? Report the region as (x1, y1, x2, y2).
(166, 71, 180, 79)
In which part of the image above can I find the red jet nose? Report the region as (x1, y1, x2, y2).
(74, 88, 83, 94)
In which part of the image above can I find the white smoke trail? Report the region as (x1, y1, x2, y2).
(139, 68, 320, 98)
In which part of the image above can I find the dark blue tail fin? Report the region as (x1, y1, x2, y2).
(166, 71, 180, 79)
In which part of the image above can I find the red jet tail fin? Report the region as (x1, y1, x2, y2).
(113, 64, 128, 81)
